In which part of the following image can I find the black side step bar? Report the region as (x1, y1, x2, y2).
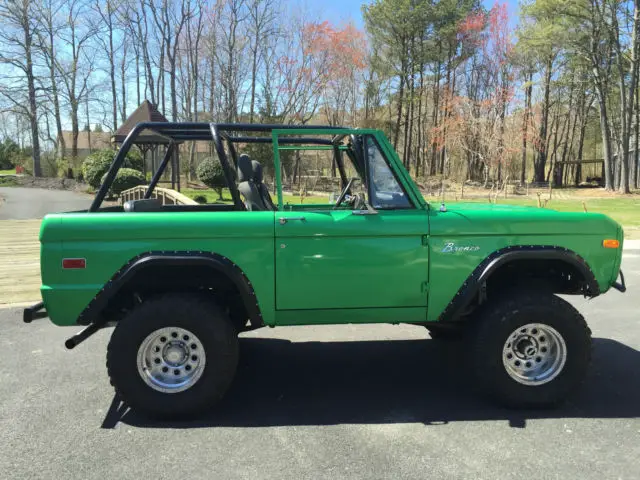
(65, 322, 105, 350)
(23, 301, 48, 323)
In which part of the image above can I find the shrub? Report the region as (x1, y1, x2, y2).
(192, 194, 208, 204)
(196, 157, 226, 199)
(0, 139, 20, 170)
(82, 148, 144, 188)
(102, 168, 146, 196)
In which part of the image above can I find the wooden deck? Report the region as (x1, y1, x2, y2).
(0, 220, 41, 305)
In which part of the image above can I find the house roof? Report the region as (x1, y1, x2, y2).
(112, 100, 172, 144)
(61, 131, 112, 151)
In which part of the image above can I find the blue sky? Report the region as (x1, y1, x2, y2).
(321, 0, 520, 30)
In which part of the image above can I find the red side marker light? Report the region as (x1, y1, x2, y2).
(62, 258, 86, 269)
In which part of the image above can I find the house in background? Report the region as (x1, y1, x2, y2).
(60, 131, 112, 161)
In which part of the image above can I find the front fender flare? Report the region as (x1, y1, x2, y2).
(438, 245, 599, 322)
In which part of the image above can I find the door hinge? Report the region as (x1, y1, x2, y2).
(421, 281, 429, 295)
(422, 234, 429, 246)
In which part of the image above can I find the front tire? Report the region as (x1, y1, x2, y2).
(106, 293, 239, 419)
(470, 291, 592, 408)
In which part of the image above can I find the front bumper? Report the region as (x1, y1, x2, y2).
(612, 270, 626, 293)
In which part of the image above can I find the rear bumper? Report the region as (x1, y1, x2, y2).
(23, 301, 48, 323)
(612, 270, 626, 293)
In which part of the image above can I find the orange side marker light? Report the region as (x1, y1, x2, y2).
(603, 239, 620, 249)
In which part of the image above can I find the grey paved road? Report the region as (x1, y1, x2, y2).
(0, 187, 91, 219)
(1, 253, 638, 480)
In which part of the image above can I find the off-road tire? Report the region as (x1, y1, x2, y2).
(426, 325, 464, 341)
(469, 291, 592, 408)
(106, 293, 239, 419)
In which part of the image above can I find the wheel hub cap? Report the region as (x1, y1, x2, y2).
(136, 327, 206, 393)
(502, 323, 567, 386)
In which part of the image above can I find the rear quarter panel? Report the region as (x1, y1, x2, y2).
(40, 211, 275, 326)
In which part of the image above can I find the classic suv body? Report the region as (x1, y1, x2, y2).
(26, 122, 627, 417)
(39, 201, 623, 328)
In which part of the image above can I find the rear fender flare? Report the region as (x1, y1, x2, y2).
(78, 252, 262, 327)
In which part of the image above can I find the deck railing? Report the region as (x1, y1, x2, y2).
(120, 185, 197, 205)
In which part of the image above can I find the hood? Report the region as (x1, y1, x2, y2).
(429, 201, 620, 237)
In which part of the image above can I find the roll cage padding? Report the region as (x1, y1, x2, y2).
(77, 252, 263, 327)
(438, 246, 600, 323)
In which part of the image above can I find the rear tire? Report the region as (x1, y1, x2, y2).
(106, 293, 238, 419)
(469, 291, 591, 408)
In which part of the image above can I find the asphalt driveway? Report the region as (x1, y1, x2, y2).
(1, 252, 638, 480)
(0, 187, 91, 220)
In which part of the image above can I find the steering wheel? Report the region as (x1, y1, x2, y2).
(333, 177, 356, 209)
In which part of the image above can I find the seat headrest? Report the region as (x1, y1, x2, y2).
(237, 154, 253, 182)
(251, 160, 263, 183)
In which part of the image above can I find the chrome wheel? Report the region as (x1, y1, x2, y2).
(136, 327, 206, 393)
(502, 323, 567, 386)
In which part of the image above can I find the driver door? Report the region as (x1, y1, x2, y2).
(274, 135, 430, 318)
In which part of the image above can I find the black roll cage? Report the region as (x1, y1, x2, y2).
(90, 122, 355, 212)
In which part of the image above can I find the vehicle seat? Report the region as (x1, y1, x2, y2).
(237, 154, 265, 211)
(251, 160, 276, 211)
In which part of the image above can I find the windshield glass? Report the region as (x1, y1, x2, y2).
(365, 136, 411, 209)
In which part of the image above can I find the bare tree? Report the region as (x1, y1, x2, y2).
(0, 0, 43, 175)
(148, 0, 193, 121)
(57, 0, 97, 159)
(247, 0, 277, 122)
(35, 0, 66, 159)
(93, 0, 120, 131)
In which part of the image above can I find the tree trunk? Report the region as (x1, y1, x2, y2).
(25, 16, 41, 176)
(634, 78, 640, 189)
(520, 71, 532, 184)
(393, 52, 406, 149)
(71, 102, 79, 160)
(108, 11, 117, 131)
(534, 56, 553, 183)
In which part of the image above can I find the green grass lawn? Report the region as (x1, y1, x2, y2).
(0, 169, 16, 175)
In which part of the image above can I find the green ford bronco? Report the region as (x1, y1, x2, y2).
(24, 123, 626, 418)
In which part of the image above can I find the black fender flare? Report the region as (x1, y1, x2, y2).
(438, 245, 599, 322)
(78, 251, 263, 327)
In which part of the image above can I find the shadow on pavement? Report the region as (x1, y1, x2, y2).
(103, 336, 640, 429)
